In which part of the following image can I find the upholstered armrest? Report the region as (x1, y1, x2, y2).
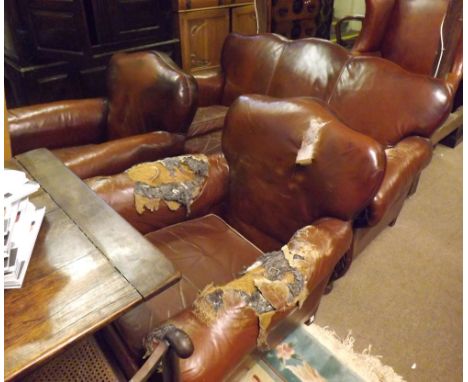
(193, 69, 225, 107)
(363, 136, 433, 227)
(8, 98, 108, 155)
(53, 131, 185, 179)
(144, 218, 352, 381)
(86, 153, 230, 234)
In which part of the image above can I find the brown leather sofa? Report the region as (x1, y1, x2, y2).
(87, 95, 386, 380)
(8, 51, 198, 179)
(184, 33, 453, 156)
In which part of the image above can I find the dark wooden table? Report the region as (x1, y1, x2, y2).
(5, 149, 180, 381)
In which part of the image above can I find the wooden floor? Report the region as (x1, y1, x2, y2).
(316, 142, 463, 382)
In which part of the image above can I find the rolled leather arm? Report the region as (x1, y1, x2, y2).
(85, 153, 230, 234)
(364, 136, 433, 227)
(53, 131, 185, 179)
(144, 218, 352, 382)
(193, 69, 225, 107)
(8, 98, 108, 155)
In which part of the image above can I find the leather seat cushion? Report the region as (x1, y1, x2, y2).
(186, 106, 229, 138)
(184, 130, 223, 155)
(113, 214, 262, 359)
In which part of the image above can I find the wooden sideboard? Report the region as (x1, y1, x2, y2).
(5, 0, 180, 108)
(176, 0, 259, 73)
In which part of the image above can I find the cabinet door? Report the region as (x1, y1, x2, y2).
(232, 5, 258, 35)
(93, 0, 173, 44)
(179, 8, 229, 73)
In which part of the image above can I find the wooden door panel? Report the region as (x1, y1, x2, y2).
(232, 5, 258, 35)
(179, 8, 230, 72)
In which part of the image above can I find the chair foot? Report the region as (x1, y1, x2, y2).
(305, 314, 315, 326)
(324, 280, 334, 295)
(389, 218, 397, 227)
(330, 251, 353, 281)
(440, 125, 463, 148)
(408, 174, 421, 197)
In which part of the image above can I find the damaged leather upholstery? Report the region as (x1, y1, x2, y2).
(91, 95, 386, 379)
(8, 51, 197, 178)
(184, 33, 451, 258)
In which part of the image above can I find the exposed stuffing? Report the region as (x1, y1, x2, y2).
(127, 155, 209, 215)
(192, 238, 320, 347)
(143, 227, 326, 357)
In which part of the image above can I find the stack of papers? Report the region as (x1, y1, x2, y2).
(4, 170, 45, 289)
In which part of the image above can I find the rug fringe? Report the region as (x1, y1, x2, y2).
(304, 324, 406, 382)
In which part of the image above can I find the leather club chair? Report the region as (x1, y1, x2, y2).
(335, 0, 463, 145)
(86, 95, 386, 380)
(7, 51, 198, 179)
(98, 33, 451, 259)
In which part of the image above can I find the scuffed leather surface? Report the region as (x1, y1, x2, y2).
(86, 153, 229, 234)
(366, 136, 432, 226)
(168, 218, 352, 382)
(328, 57, 452, 147)
(223, 95, 385, 245)
(53, 131, 185, 179)
(8, 98, 107, 155)
(193, 69, 225, 107)
(106, 51, 197, 139)
(114, 214, 262, 359)
(186, 106, 229, 138)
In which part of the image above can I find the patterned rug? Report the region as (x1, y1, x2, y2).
(230, 324, 405, 382)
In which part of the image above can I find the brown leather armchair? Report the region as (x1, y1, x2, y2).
(8, 51, 198, 179)
(178, 33, 451, 258)
(86, 95, 386, 380)
(335, 0, 463, 145)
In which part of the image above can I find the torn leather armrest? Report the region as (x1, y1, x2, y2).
(53, 131, 185, 180)
(193, 69, 225, 107)
(85, 153, 230, 234)
(360, 136, 433, 227)
(8, 98, 108, 155)
(143, 218, 352, 382)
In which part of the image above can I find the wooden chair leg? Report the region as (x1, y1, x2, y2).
(440, 125, 463, 148)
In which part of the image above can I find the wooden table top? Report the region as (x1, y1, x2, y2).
(5, 149, 179, 381)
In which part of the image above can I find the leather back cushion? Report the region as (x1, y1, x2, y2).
(267, 38, 349, 100)
(328, 57, 452, 147)
(221, 34, 286, 105)
(380, 0, 449, 75)
(106, 51, 197, 139)
(221, 34, 349, 105)
(223, 95, 385, 245)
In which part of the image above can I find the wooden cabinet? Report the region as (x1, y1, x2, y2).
(177, 1, 258, 73)
(179, 8, 230, 73)
(232, 5, 258, 35)
(5, 0, 179, 107)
